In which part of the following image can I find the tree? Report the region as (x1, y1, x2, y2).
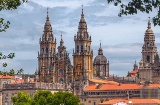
(107, 0, 160, 26)
(17, 68, 24, 75)
(12, 90, 81, 105)
(52, 91, 80, 105)
(12, 91, 33, 105)
(9, 69, 15, 76)
(32, 90, 54, 105)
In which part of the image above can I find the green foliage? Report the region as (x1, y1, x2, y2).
(17, 68, 24, 74)
(12, 90, 81, 105)
(0, 52, 15, 67)
(107, 0, 160, 26)
(0, 68, 25, 76)
(9, 69, 15, 76)
(12, 91, 33, 105)
(32, 90, 54, 105)
(52, 91, 80, 105)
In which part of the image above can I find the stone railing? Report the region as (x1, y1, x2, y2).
(2, 82, 66, 90)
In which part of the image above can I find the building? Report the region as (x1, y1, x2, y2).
(1, 82, 67, 105)
(99, 99, 160, 105)
(93, 42, 109, 79)
(36, 9, 56, 83)
(35, 9, 73, 85)
(138, 19, 160, 83)
(127, 61, 138, 78)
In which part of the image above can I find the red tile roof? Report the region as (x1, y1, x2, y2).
(90, 79, 119, 85)
(84, 83, 160, 91)
(99, 99, 160, 105)
(129, 70, 138, 74)
(0, 75, 13, 79)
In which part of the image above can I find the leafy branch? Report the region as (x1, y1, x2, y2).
(107, 0, 160, 26)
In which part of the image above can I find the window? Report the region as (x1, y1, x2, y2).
(81, 45, 83, 52)
(77, 46, 79, 52)
(147, 56, 150, 62)
(5, 102, 8, 105)
(41, 48, 44, 53)
(60, 78, 63, 84)
(46, 48, 48, 53)
(94, 102, 96, 105)
(59, 69, 63, 76)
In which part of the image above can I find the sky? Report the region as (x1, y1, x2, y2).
(0, 0, 160, 76)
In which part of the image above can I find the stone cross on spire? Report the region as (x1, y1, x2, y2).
(60, 32, 64, 46)
(98, 40, 103, 55)
(46, 7, 49, 21)
(148, 17, 151, 29)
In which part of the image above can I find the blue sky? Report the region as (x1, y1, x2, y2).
(0, 0, 160, 76)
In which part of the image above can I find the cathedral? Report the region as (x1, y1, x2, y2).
(35, 10, 73, 85)
(138, 19, 160, 83)
(35, 7, 110, 87)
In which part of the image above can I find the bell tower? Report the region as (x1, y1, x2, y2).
(37, 9, 56, 82)
(73, 6, 93, 96)
(139, 19, 158, 82)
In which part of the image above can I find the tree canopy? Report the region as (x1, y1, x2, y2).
(12, 90, 81, 105)
(107, 0, 160, 26)
(12, 91, 33, 105)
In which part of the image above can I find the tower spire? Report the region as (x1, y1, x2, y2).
(61, 32, 62, 40)
(46, 7, 49, 21)
(60, 32, 64, 46)
(98, 41, 103, 55)
(148, 17, 151, 29)
(81, 5, 84, 18)
(100, 40, 101, 48)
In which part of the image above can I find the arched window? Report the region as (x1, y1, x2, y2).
(41, 48, 44, 53)
(147, 56, 150, 62)
(59, 69, 63, 76)
(77, 46, 79, 52)
(81, 45, 83, 52)
(46, 48, 48, 54)
(60, 78, 63, 84)
(147, 42, 149, 47)
(5, 102, 8, 105)
(69, 80, 72, 83)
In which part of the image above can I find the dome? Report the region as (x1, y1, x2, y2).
(145, 19, 153, 34)
(145, 28, 153, 34)
(134, 63, 138, 67)
(94, 42, 107, 64)
(94, 55, 107, 64)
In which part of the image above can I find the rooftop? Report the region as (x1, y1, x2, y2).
(99, 99, 160, 105)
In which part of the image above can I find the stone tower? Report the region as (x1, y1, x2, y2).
(37, 9, 56, 82)
(139, 19, 158, 82)
(133, 60, 138, 70)
(73, 6, 93, 96)
(54, 34, 73, 86)
(93, 42, 109, 78)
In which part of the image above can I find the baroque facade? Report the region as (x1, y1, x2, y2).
(73, 6, 93, 96)
(35, 7, 109, 88)
(35, 10, 73, 85)
(138, 20, 160, 83)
